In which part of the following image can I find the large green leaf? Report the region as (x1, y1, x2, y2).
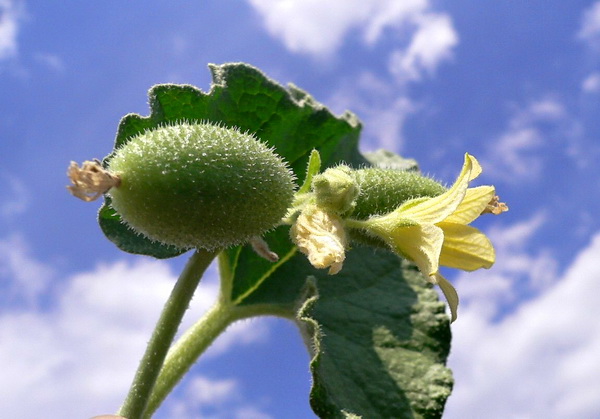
(98, 62, 365, 258)
(299, 248, 453, 418)
(230, 239, 454, 416)
(98, 197, 186, 259)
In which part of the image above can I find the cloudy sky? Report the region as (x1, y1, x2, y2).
(2, 1, 600, 418)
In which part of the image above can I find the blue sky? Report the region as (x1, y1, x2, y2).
(1, 1, 600, 418)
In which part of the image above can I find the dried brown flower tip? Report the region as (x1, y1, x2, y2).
(482, 195, 509, 215)
(249, 236, 279, 262)
(67, 160, 120, 202)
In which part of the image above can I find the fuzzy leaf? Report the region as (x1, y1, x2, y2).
(233, 241, 454, 417)
(299, 248, 454, 418)
(98, 198, 186, 259)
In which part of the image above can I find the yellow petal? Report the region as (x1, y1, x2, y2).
(396, 153, 479, 224)
(291, 206, 347, 274)
(432, 273, 459, 322)
(443, 186, 495, 225)
(438, 222, 495, 271)
(465, 153, 482, 181)
(380, 223, 445, 277)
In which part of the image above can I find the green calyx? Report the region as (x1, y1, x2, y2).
(107, 122, 296, 250)
(312, 165, 359, 215)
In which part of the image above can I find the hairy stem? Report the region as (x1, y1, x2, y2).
(142, 296, 237, 417)
(141, 251, 295, 417)
(118, 249, 218, 419)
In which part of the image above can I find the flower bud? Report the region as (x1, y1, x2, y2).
(312, 165, 359, 215)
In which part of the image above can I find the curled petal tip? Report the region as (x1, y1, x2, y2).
(435, 274, 459, 323)
(482, 195, 509, 215)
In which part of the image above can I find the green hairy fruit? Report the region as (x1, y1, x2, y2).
(347, 168, 446, 248)
(350, 168, 446, 219)
(107, 122, 296, 250)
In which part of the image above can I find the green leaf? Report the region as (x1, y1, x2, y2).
(98, 198, 187, 259)
(299, 247, 454, 418)
(363, 149, 420, 172)
(99, 62, 365, 258)
(231, 240, 454, 416)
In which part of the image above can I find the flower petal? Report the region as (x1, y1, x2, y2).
(291, 206, 347, 274)
(432, 273, 459, 322)
(380, 223, 445, 277)
(465, 153, 482, 181)
(438, 222, 495, 271)
(395, 153, 480, 224)
(443, 185, 495, 225)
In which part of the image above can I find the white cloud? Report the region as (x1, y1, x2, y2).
(388, 13, 458, 82)
(165, 376, 272, 419)
(0, 234, 53, 307)
(247, 0, 457, 81)
(0, 0, 24, 61)
(327, 71, 415, 152)
(0, 245, 269, 418)
(445, 219, 600, 418)
(247, 0, 425, 56)
(0, 174, 30, 217)
(578, 2, 600, 48)
(33, 52, 65, 73)
(486, 126, 543, 180)
(482, 97, 569, 182)
(582, 72, 600, 93)
(519, 97, 566, 121)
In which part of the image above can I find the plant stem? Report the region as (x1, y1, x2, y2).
(118, 249, 218, 419)
(141, 296, 237, 417)
(141, 252, 294, 417)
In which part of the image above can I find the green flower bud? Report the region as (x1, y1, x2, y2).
(105, 122, 295, 250)
(312, 165, 360, 215)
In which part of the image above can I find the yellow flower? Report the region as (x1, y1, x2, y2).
(348, 153, 506, 322)
(290, 205, 347, 275)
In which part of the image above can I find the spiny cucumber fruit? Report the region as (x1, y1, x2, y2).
(311, 165, 446, 218)
(106, 122, 296, 250)
(317, 166, 446, 248)
(350, 168, 446, 218)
